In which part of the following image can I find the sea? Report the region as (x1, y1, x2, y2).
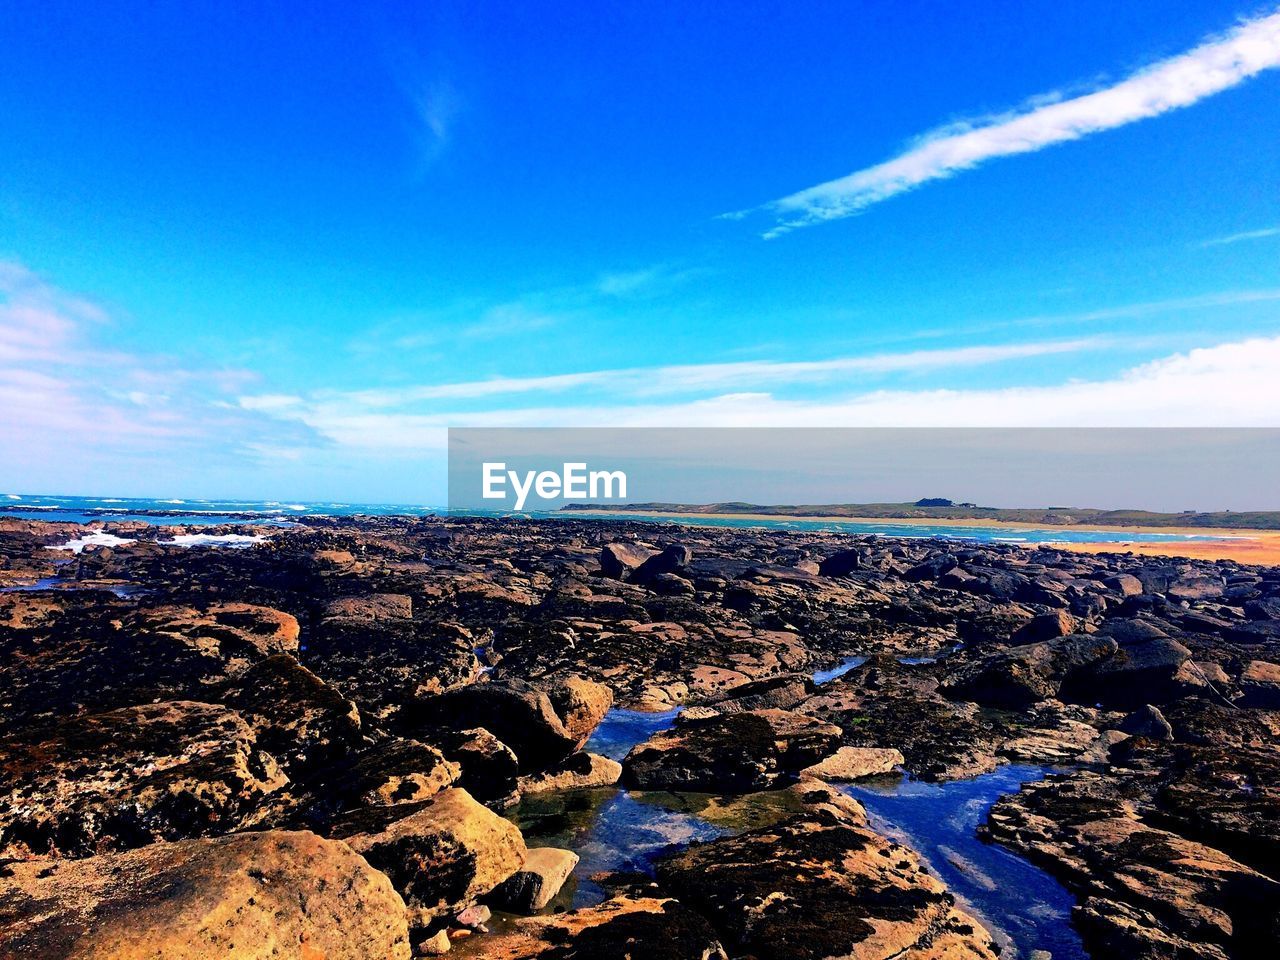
(0, 493, 1243, 545)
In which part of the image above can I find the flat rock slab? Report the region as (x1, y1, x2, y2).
(801, 746, 904, 781)
(0, 829, 412, 960)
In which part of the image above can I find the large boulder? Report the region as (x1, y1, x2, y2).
(623, 709, 842, 792)
(0, 830, 412, 959)
(940, 633, 1117, 708)
(539, 673, 614, 750)
(632, 544, 693, 584)
(433, 727, 521, 807)
(0, 700, 287, 858)
(0, 599, 301, 734)
(818, 547, 863, 578)
(331, 788, 527, 925)
(599, 542, 657, 579)
(407, 680, 578, 771)
(1009, 610, 1077, 645)
(304, 740, 461, 825)
(1060, 635, 1193, 708)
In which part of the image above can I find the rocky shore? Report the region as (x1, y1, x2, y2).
(1, 513, 1278, 958)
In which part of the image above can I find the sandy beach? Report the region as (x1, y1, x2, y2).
(568, 509, 1280, 566)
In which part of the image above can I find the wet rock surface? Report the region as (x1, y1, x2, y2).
(0, 514, 1277, 957)
(656, 784, 1000, 959)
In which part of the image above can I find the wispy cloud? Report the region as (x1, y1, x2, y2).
(738, 9, 1280, 236)
(414, 79, 463, 161)
(0, 262, 318, 464)
(250, 336, 1107, 413)
(258, 335, 1280, 451)
(1199, 225, 1280, 247)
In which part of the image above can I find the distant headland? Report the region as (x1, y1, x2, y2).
(563, 498, 1280, 531)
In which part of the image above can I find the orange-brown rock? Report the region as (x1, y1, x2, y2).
(0, 830, 412, 960)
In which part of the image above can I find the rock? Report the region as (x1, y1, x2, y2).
(648, 571, 695, 595)
(434, 727, 521, 807)
(0, 830, 412, 959)
(632, 544, 693, 583)
(220, 653, 362, 775)
(307, 615, 477, 724)
(1167, 575, 1225, 602)
(332, 788, 527, 924)
(1238, 659, 1280, 709)
(819, 547, 863, 577)
(456, 904, 492, 928)
(987, 774, 1280, 959)
(804, 656, 1010, 782)
(1105, 573, 1144, 597)
(800, 745, 903, 781)
(708, 672, 814, 714)
(599, 541, 657, 579)
(133, 602, 301, 665)
(623, 709, 843, 792)
(940, 633, 1117, 708)
(1118, 704, 1173, 740)
(519, 752, 622, 795)
(1061, 634, 1192, 708)
(997, 716, 1101, 764)
(450, 895, 728, 959)
(540, 673, 614, 750)
(324, 592, 413, 621)
(657, 792, 999, 960)
(491, 846, 580, 913)
(1010, 610, 1077, 644)
(0, 700, 287, 858)
(420, 929, 451, 955)
(0, 598, 301, 733)
(407, 680, 578, 771)
(310, 740, 461, 820)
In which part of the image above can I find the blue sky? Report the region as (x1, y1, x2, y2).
(2, 1, 1279, 502)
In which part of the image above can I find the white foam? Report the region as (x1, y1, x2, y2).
(4, 494, 20, 500)
(160, 498, 186, 504)
(162, 533, 267, 548)
(52, 532, 137, 554)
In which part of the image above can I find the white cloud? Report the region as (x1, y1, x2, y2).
(261, 335, 1280, 451)
(745, 9, 1280, 235)
(1199, 225, 1280, 247)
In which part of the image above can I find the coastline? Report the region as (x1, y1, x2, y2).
(566, 508, 1280, 565)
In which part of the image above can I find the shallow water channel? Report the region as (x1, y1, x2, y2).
(510, 656, 1088, 958)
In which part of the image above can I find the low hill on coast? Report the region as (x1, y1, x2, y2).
(564, 500, 1280, 530)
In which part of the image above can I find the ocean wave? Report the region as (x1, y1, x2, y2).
(161, 533, 268, 548)
(52, 532, 137, 554)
